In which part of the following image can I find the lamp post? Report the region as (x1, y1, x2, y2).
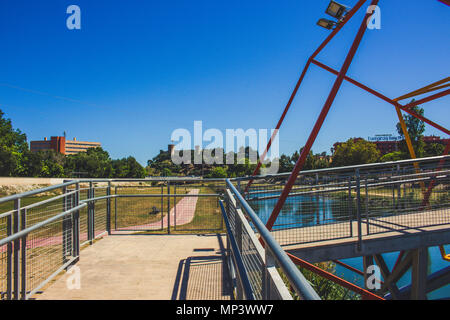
(317, 1, 350, 30)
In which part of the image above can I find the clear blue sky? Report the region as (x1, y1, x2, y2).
(0, 0, 448, 165)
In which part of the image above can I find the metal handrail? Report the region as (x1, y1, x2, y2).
(0, 203, 87, 247)
(247, 173, 450, 201)
(226, 179, 320, 300)
(232, 155, 450, 182)
(0, 180, 79, 204)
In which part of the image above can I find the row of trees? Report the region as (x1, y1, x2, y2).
(146, 105, 445, 177)
(0, 109, 146, 178)
(1, 102, 445, 178)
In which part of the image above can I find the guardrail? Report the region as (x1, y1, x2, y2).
(241, 156, 450, 248)
(1, 156, 447, 300)
(0, 178, 226, 300)
(223, 179, 320, 300)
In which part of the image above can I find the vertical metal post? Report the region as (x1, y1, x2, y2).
(411, 247, 428, 300)
(363, 255, 374, 292)
(73, 183, 80, 259)
(20, 207, 26, 300)
(356, 169, 362, 251)
(174, 184, 177, 230)
(107, 182, 111, 235)
(62, 186, 68, 263)
(88, 182, 93, 244)
(167, 181, 171, 234)
(160, 185, 164, 230)
(365, 173, 370, 235)
(349, 176, 353, 237)
(114, 186, 118, 231)
(6, 210, 12, 300)
(91, 184, 95, 241)
(392, 167, 395, 211)
(263, 249, 275, 300)
(396, 165, 401, 211)
(13, 198, 20, 300)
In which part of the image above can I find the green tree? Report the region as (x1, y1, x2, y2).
(380, 151, 406, 163)
(208, 166, 228, 178)
(278, 154, 294, 173)
(112, 156, 146, 178)
(424, 143, 445, 157)
(332, 138, 380, 167)
(65, 147, 113, 178)
(396, 103, 426, 157)
(0, 109, 29, 176)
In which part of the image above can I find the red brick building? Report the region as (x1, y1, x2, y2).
(30, 136, 101, 155)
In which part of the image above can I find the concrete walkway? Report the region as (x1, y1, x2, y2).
(35, 233, 233, 300)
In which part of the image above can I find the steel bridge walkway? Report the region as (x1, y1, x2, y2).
(34, 234, 233, 300)
(272, 209, 450, 261)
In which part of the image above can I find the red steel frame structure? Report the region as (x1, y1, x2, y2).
(245, 0, 449, 299)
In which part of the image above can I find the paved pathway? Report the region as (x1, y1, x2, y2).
(119, 189, 200, 230)
(35, 233, 232, 300)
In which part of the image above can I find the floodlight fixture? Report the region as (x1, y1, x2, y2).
(325, 1, 350, 20)
(317, 18, 337, 30)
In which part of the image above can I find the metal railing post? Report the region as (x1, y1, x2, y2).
(6, 210, 12, 300)
(91, 183, 95, 241)
(62, 186, 69, 263)
(365, 173, 370, 235)
(107, 181, 111, 235)
(20, 207, 26, 300)
(114, 186, 118, 231)
(167, 181, 170, 235)
(88, 182, 93, 243)
(396, 164, 401, 211)
(73, 183, 80, 259)
(263, 249, 275, 300)
(160, 185, 164, 230)
(356, 169, 362, 251)
(348, 176, 353, 237)
(235, 208, 243, 300)
(174, 184, 177, 230)
(13, 198, 20, 300)
(391, 167, 395, 210)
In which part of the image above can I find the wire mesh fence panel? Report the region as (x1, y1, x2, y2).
(113, 185, 167, 231)
(92, 186, 108, 238)
(25, 214, 74, 297)
(0, 214, 9, 300)
(171, 181, 225, 232)
(78, 188, 89, 245)
(172, 194, 223, 232)
(362, 162, 450, 236)
(241, 157, 449, 246)
(247, 175, 354, 246)
(240, 228, 264, 300)
(226, 196, 264, 300)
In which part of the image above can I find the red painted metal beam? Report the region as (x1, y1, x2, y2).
(333, 260, 365, 277)
(266, 0, 380, 231)
(402, 89, 450, 110)
(438, 0, 450, 6)
(288, 253, 384, 300)
(311, 59, 450, 136)
(242, 0, 370, 195)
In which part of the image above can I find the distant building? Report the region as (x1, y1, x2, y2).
(423, 135, 450, 146)
(332, 135, 449, 156)
(30, 136, 101, 155)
